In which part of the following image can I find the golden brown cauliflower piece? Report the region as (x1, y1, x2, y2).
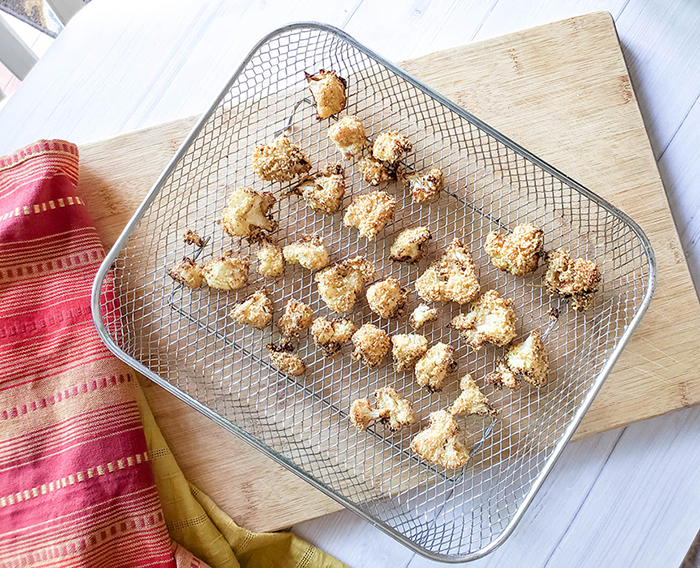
(350, 387, 415, 432)
(283, 235, 330, 271)
(450, 290, 516, 350)
(409, 303, 438, 330)
(415, 239, 480, 304)
(315, 256, 375, 313)
(351, 324, 391, 368)
(544, 248, 602, 311)
(252, 134, 312, 182)
(389, 226, 432, 263)
(343, 191, 396, 240)
(277, 299, 313, 338)
(391, 334, 428, 373)
(372, 131, 412, 166)
(366, 277, 408, 319)
(358, 155, 397, 186)
(267, 343, 305, 376)
(183, 229, 205, 247)
(487, 331, 549, 389)
(293, 163, 346, 215)
(253, 236, 284, 278)
(403, 168, 444, 204)
(485, 223, 544, 275)
(305, 69, 347, 119)
(328, 115, 366, 158)
(414, 343, 457, 392)
(449, 375, 495, 416)
(410, 410, 470, 469)
(167, 257, 203, 289)
(201, 254, 250, 290)
(311, 317, 356, 355)
(222, 187, 277, 238)
(229, 288, 273, 330)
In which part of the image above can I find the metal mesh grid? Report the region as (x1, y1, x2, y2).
(93, 24, 654, 561)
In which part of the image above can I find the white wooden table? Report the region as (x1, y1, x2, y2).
(2, 1, 699, 565)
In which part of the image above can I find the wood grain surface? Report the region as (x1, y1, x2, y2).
(76, 11, 700, 531)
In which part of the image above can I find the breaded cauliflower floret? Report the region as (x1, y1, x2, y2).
(201, 254, 250, 290)
(183, 230, 205, 247)
(351, 324, 390, 367)
(252, 134, 312, 182)
(311, 317, 356, 355)
(328, 115, 366, 158)
(350, 387, 415, 431)
(294, 163, 346, 215)
(414, 343, 456, 392)
(267, 343, 306, 376)
(343, 191, 396, 240)
(487, 331, 549, 389)
(229, 288, 273, 330)
(410, 410, 470, 469)
(391, 334, 428, 373)
(283, 235, 330, 271)
(372, 131, 412, 166)
(167, 257, 203, 288)
(277, 299, 313, 338)
(449, 375, 495, 416)
(358, 155, 397, 186)
(222, 187, 277, 238)
(544, 248, 602, 311)
(403, 168, 444, 204)
(409, 303, 438, 330)
(485, 223, 544, 275)
(450, 290, 516, 350)
(415, 239, 480, 304)
(253, 236, 284, 278)
(315, 256, 375, 313)
(305, 69, 347, 119)
(389, 226, 432, 263)
(366, 277, 408, 319)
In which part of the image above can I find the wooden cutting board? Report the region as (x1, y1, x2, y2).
(77, 11, 700, 532)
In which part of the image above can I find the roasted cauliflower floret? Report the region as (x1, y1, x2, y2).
(366, 277, 408, 319)
(305, 69, 347, 119)
(201, 254, 250, 290)
(315, 256, 375, 313)
(451, 290, 516, 350)
(415, 239, 480, 304)
(485, 223, 544, 276)
(350, 387, 415, 431)
(311, 317, 356, 355)
(328, 115, 366, 158)
(183, 229, 205, 247)
(389, 226, 432, 263)
(167, 257, 203, 289)
(449, 375, 495, 416)
(293, 163, 346, 215)
(253, 236, 284, 278)
(252, 134, 312, 182)
(351, 324, 391, 368)
(409, 303, 438, 330)
(414, 343, 457, 392)
(403, 168, 444, 204)
(358, 155, 397, 186)
(372, 131, 412, 166)
(544, 248, 602, 311)
(343, 191, 396, 240)
(283, 235, 330, 271)
(277, 299, 313, 338)
(488, 331, 549, 389)
(410, 410, 470, 469)
(229, 288, 273, 330)
(391, 334, 428, 373)
(222, 187, 277, 238)
(267, 343, 306, 376)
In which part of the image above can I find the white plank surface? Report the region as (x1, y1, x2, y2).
(0, 0, 698, 566)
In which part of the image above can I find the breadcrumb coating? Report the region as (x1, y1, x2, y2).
(311, 317, 356, 355)
(294, 163, 346, 215)
(449, 375, 495, 416)
(183, 230, 205, 247)
(451, 290, 516, 350)
(229, 288, 273, 330)
(391, 334, 428, 373)
(315, 256, 375, 313)
(366, 277, 408, 319)
(487, 331, 549, 389)
(222, 187, 277, 238)
(485, 223, 544, 275)
(409, 304, 438, 330)
(351, 324, 391, 367)
(410, 410, 470, 469)
(305, 69, 347, 119)
(415, 239, 480, 304)
(283, 235, 330, 271)
(253, 236, 285, 278)
(167, 257, 203, 288)
(350, 387, 415, 431)
(343, 191, 396, 240)
(267, 343, 306, 376)
(201, 254, 250, 290)
(544, 248, 602, 311)
(277, 299, 313, 338)
(415, 343, 457, 392)
(358, 155, 397, 186)
(403, 168, 444, 204)
(372, 131, 412, 165)
(328, 115, 366, 158)
(252, 134, 312, 182)
(389, 226, 432, 263)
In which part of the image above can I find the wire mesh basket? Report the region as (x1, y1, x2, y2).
(92, 22, 655, 562)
